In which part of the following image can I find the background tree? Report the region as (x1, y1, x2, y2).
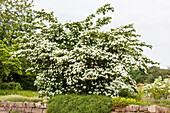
(130, 66, 170, 83)
(13, 2, 158, 98)
(147, 66, 170, 83)
(0, 38, 22, 83)
(0, 0, 41, 90)
(0, 0, 37, 43)
(129, 68, 148, 83)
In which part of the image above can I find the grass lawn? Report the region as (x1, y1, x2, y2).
(0, 95, 42, 102)
(0, 90, 39, 97)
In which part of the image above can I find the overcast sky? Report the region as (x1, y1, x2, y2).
(33, 0, 170, 69)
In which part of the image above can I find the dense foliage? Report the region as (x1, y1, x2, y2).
(8, 0, 158, 98)
(0, 0, 37, 90)
(143, 76, 170, 99)
(0, 82, 22, 90)
(0, 0, 37, 42)
(0, 39, 22, 83)
(47, 94, 112, 113)
(130, 66, 170, 83)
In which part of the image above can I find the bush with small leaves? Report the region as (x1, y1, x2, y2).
(47, 94, 112, 113)
(0, 82, 22, 90)
(143, 76, 170, 99)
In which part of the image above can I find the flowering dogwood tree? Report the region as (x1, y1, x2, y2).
(12, 1, 157, 98)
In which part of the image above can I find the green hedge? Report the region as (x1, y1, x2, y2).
(0, 82, 22, 90)
(47, 94, 112, 113)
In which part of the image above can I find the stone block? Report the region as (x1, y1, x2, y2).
(125, 112, 138, 113)
(32, 108, 43, 113)
(115, 106, 126, 112)
(8, 102, 15, 108)
(148, 105, 160, 113)
(4, 102, 10, 107)
(25, 102, 35, 108)
(4, 106, 10, 112)
(15, 102, 24, 108)
(0, 107, 5, 111)
(42, 109, 46, 113)
(125, 105, 139, 112)
(111, 111, 123, 113)
(159, 107, 170, 113)
(0, 111, 7, 113)
(0, 102, 6, 107)
(139, 105, 148, 111)
(25, 108, 32, 112)
(40, 103, 48, 109)
(35, 103, 41, 108)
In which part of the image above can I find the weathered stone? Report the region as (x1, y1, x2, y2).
(15, 102, 24, 108)
(0, 102, 6, 107)
(159, 107, 170, 113)
(0, 111, 7, 113)
(139, 105, 148, 111)
(111, 111, 123, 113)
(148, 105, 160, 113)
(8, 102, 15, 108)
(0, 107, 5, 111)
(42, 109, 46, 113)
(25, 108, 32, 112)
(40, 103, 47, 109)
(125, 105, 139, 112)
(4, 106, 10, 112)
(32, 108, 43, 113)
(25, 102, 35, 108)
(35, 103, 41, 108)
(124, 112, 136, 113)
(115, 106, 126, 112)
(4, 101, 10, 107)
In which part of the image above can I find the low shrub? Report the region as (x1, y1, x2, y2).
(154, 99, 170, 108)
(112, 97, 137, 106)
(0, 95, 42, 102)
(135, 89, 144, 101)
(0, 90, 17, 95)
(118, 88, 135, 98)
(0, 82, 22, 90)
(47, 94, 112, 113)
(143, 76, 170, 99)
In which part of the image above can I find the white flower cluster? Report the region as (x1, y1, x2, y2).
(11, 12, 155, 98)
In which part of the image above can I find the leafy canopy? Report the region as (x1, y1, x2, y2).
(9, 0, 158, 98)
(0, 38, 22, 83)
(0, 0, 39, 83)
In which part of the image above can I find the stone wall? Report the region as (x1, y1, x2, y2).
(0, 102, 169, 113)
(111, 105, 170, 113)
(0, 102, 47, 113)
